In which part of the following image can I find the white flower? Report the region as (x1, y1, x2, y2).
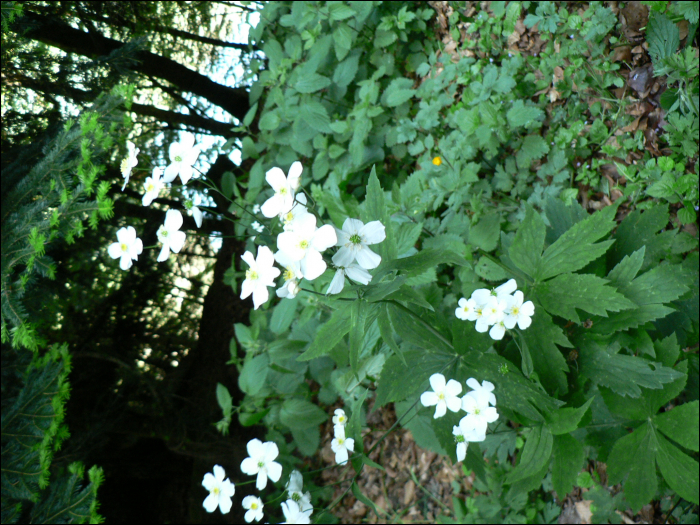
(332, 408, 348, 427)
(420, 373, 463, 418)
(120, 140, 139, 191)
(185, 195, 203, 228)
(281, 193, 311, 231)
(275, 250, 303, 299)
(471, 279, 518, 305)
(325, 263, 372, 295)
(479, 297, 507, 330)
(163, 133, 201, 184)
(276, 214, 337, 280)
(157, 210, 187, 262)
(252, 221, 264, 233)
(489, 320, 507, 340)
(108, 226, 143, 270)
(460, 378, 499, 440)
(333, 218, 386, 270)
(281, 499, 311, 524)
(252, 203, 261, 214)
(331, 426, 355, 464)
(240, 439, 283, 490)
(455, 297, 477, 321)
(202, 465, 236, 514)
(504, 291, 535, 330)
(242, 495, 264, 523)
(452, 424, 484, 461)
(277, 279, 301, 299)
(286, 471, 313, 516)
(241, 246, 282, 309)
(142, 167, 164, 206)
(261, 162, 302, 218)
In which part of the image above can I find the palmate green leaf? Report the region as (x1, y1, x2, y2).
(298, 304, 351, 360)
(655, 431, 700, 505)
(508, 205, 545, 278)
(520, 309, 571, 395)
(606, 247, 645, 289)
(551, 434, 585, 498)
(506, 425, 553, 484)
(654, 400, 699, 452)
(536, 274, 636, 323)
(460, 352, 564, 422)
(377, 304, 403, 361)
(579, 336, 684, 397)
(375, 349, 456, 408)
(647, 11, 680, 63)
(608, 206, 669, 269)
(536, 204, 617, 281)
(506, 100, 544, 128)
(387, 302, 452, 354)
(607, 422, 657, 512)
(280, 398, 328, 430)
(383, 284, 434, 311)
(516, 135, 549, 169)
(544, 195, 588, 243)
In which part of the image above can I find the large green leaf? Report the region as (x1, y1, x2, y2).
(383, 248, 467, 277)
(299, 100, 332, 133)
(551, 434, 585, 498)
(536, 274, 635, 322)
(508, 205, 545, 278)
(298, 304, 351, 360)
(349, 299, 367, 375)
(364, 167, 396, 261)
(238, 354, 270, 396)
(654, 400, 699, 452)
(387, 302, 452, 353)
(546, 397, 594, 435)
(520, 309, 571, 395)
(280, 398, 328, 430)
(655, 431, 699, 505)
(579, 336, 684, 397)
(607, 422, 657, 512)
(536, 203, 616, 281)
(506, 425, 553, 484)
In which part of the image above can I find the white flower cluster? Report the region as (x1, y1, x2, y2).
(201, 441, 316, 524)
(420, 374, 499, 461)
(110, 133, 205, 270)
(330, 408, 354, 465)
(241, 162, 386, 309)
(455, 279, 534, 340)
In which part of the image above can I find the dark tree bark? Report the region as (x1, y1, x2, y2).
(19, 10, 251, 121)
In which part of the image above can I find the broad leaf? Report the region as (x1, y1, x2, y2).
(654, 400, 699, 452)
(546, 397, 594, 435)
(520, 309, 571, 395)
(509, 205, 545, 278)
(551, 434, 585, 498)
(280, 398, 328, 429)
(298, 304, 351, 360)
(506, 425, 553, 484)
(655, 431, 700, 505)
(607, 422, 657, 512)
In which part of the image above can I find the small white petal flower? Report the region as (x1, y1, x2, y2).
(276, 214, 337, 280)
(287, 160, 303, 191)
(252, 203, 261, 214)
(504, 291, 535, 330)
(280, 193, 311, 231)
(471, 279, 518, 305)
(142, 167, 164, 207)
(275, 250, 303, 299)
(452, 424, 483, 461)
(332, 408, 348, 427)
(334, 218, 386, 270)
(241, 246, 282, 309)
(202, 465, 236, 514)
(108, 226, 143, 270)
(489, 320, 507, 340)
(184, 195, 203, 228)
(163, 133, 201, 184)
(242, 495, 264, 523)
(252, 221, 264, 233)
(460, 379, 499, 439)
(286, 471, 313, 516)
(455, 297, 477, 321)
(120, 140, 139, 191)
(325, 263, 372, 295)
(157, 210, 187, 262)
(240, 439, 283, 490)
(482, 297, 507, 326)
(281, 499, 311, 524)
(331, 426, 355, 465)
(420, 373, 463, 418)
(466, 378, 497, 407)
(261, 164, 299, 218)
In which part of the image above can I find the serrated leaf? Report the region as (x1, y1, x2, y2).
(469, 213, 501, 252)
(387, 302, 452, 353)
(551, 434, 585, 498)
(298, 304, 351, 360)
(520, 309, 571, 395)
(299, 100, 332, 133)
(647, 11, 680, 63)
(607, 423, 657, 512)
(295, 73, 331, 93)
(364, 167, 396, 261)
(615, 263, 691, 306)
(238, 354, 269, 396)
(654, 400, 699, 452)
(546, 397, 594, 435)
(516, 135, 549, 169)
(383, 248, 467, 277)
(333, 51, 360, 88)
(280, 398, 328, 429)
(606, 247, 645, 289)
(507, 100, 545, 127)
(475, 256, 509, 281)
(384, 285, 434, 311)
(506, 425, 553, 484)
(536, 204, 617, 280)
(377, 305, 403, 362)
(591, 304, 674, 334)
(509, 205, 545, 278)
(655, 431, 700, 505)
(609, 206, 668, 269)
(536, 274, 636, 322)
(579, 337, 684, 397)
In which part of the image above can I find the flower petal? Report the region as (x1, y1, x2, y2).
(266, 461, 282, 483)
(359, 221, 386, 244)
(354, 246, 381, 269)
(265, 167, 287, 191)
(429, 373, 446, 392)
(345, 265, 372, 285)
(311, 224, 337, 252)
(203, 493, 219, 513)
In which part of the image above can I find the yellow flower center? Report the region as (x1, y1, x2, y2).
(175, 155, 182, 162)
(284, 267, 295, 281)
(338, 416, 346, 423)
(337, 437, 345, 445)
(146, 182, 154, 192)
(438, 392, 445, 400)
(120, 158, 129, 175)
(251, 501, 259, 509)
(212, 487, 220, 495)
(246, 269, 259, 281)
(511, 306, 520, 315)
(299, 240, 308, 250)
(120, 243, 128, 252)
(279, 187, 288, 195)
